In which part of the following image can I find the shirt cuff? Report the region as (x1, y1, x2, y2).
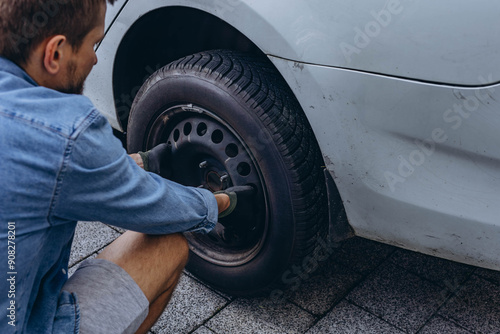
(185, 187, 218, 234)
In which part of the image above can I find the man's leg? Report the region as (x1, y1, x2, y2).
(96, 231, 189, 334)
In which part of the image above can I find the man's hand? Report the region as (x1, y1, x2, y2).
(215, 193, 231, 214)
(215, 185, 255, 219)
(136, 143, 172, 175)
(129, 153, 144, 169)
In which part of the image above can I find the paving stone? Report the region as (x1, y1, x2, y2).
(439, 276, 500, 334)
(151, 274, 229, 334)
(69, 221, 120, 266)
(346, 262, 445, 333)
(68, 221, 500, 334)
(184, 270, 234, 301)
(192, 326, 216, 334)
(205, 297, 316, 334)
(285, 261, 362, 315)
(418, 316, 472, 334)
(390, 249, 474, 290)
(307, 300, 404, 334)
(107, 224, 127, 234)
(333, 237, 396, 275)
(474, 268, 500, 286)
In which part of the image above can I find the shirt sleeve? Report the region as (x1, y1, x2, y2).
(51, 111, 218, 234)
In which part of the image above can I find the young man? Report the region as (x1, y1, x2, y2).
(0, 1, 236, 333)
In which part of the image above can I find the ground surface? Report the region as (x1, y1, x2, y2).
(70, 221, 500, 334)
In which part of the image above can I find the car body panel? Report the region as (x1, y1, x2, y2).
(85, 0, 129, 129)
(87, 0, 500, 126)
(201, 0, 500, 86)
(84, 0, 500, 270)
(270, 57, 500, 269)
(103, 0, 126, 32)
(101, 0, 500, 85)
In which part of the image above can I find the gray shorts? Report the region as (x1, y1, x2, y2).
(62, 258, 149, 334)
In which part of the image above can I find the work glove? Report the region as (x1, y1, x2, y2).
(137, 143, 172, 176)
(215, 185, 255, 222)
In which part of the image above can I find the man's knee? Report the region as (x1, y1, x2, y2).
(167, 233, 189, 268)
(152, 233, 189, 273)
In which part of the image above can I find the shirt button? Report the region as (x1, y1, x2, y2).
(62, 269, 67, 275)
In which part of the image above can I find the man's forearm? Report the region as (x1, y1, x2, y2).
(129, 152, 230, 215)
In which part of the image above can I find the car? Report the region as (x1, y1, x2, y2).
(84, 0, 500, 296)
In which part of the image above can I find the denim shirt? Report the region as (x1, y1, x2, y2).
(0, 57, 218, 333)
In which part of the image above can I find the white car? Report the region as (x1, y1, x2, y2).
(85, 0, 500, 295)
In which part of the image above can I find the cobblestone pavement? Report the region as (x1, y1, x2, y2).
(70, 221, 500, 334)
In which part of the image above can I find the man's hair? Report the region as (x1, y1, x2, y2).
(0, 0, 116, 65)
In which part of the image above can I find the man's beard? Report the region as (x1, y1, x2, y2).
(57, 61, 86, 95)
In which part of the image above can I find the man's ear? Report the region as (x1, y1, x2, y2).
(43, 35, 67, 75)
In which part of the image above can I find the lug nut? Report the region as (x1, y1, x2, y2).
(199, 161, 208, 168)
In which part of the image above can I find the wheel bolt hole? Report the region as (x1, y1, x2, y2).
(225, 143, 239, 158)
(183, 122, 192, 136)
(211, 130, 224, 144)
(237, 162, 251, 176)
(197, 123, 208, 136)
(173, 129, 180, 142)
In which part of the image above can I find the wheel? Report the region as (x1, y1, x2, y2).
(127, 50, 328, 295)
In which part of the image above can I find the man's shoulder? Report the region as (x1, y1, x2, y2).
(0, 84, 104, 139)
(0, 58, 105, 138)
(45, 92, 105, 139)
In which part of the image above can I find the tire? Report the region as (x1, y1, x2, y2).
(127, 50, 328, 295)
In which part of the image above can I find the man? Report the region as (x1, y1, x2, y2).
(0, 1, 242, 333)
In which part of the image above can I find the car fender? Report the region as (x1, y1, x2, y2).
(87, 0, 500, 128)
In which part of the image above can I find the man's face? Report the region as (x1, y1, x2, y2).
(57, 4, 106, 94)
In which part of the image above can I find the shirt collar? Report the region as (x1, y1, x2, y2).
(0, 56, 39, 87)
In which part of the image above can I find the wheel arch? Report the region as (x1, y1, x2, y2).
(112, 6, 264, 132)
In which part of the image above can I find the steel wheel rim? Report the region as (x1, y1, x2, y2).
(147, 104, 269, 266)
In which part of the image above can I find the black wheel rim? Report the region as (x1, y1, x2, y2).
(147, 104, 269, 266)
